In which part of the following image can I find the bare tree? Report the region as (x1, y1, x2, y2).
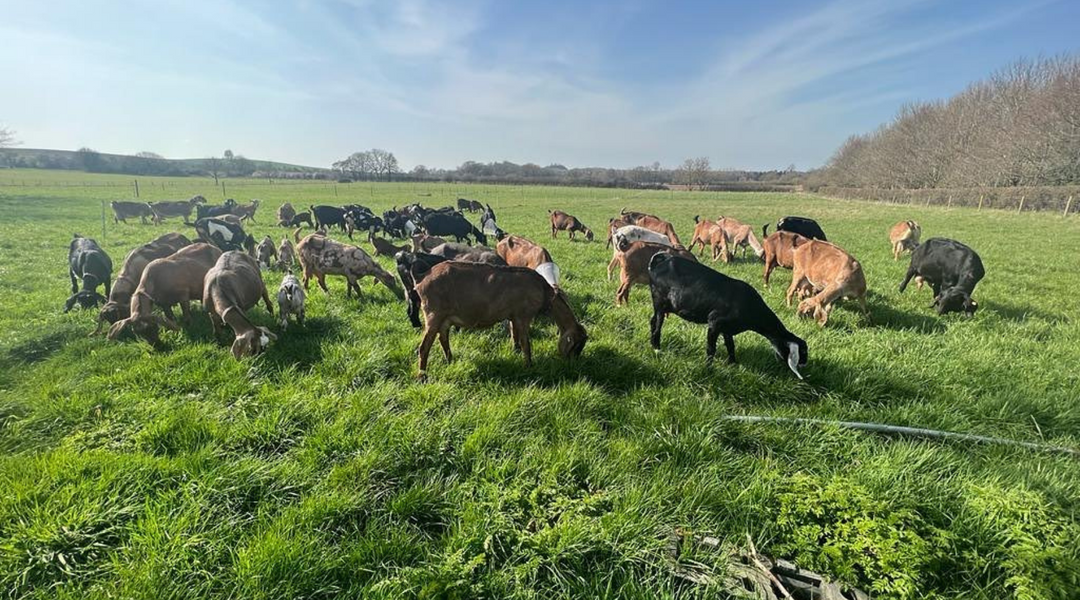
(206, 156, 222, 185)
(678, 157, 711, 190)
(0, 125, 17, 148)
(135, 151, 164, 159)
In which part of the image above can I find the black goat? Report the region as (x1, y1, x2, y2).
(311, 205, 349, 232)
(195, 199, 238, 220)
(422, 212, 487, 245)
(768, 216, 827, 241)
(899, 238, 984, 315)
(65, 234, 113, 312)
(648, 253, 807, 378)
(395, 251, 449, 327)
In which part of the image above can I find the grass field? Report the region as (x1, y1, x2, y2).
(1, 169, 1078, 599)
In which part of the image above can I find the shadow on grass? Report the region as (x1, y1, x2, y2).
(981, 299, 1063, 324)
(470, 345, 664, 394)
(0, 324, 85, 370)
(258, 315, 349, 371)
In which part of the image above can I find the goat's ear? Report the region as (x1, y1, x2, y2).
(107, 319, 130, 340)
(231, 338, 247, 359)
(64, 295, 78, 313)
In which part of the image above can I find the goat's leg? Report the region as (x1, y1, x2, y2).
(262, 289, 274, 315)
(763, 260, 774, 287)
(785, 272, 805, 306)
(179, 301, 191, 322)
(70, 270, 79, 294)
(104, 278, 111, 298)
(512, 318, 532, 367)
(898, 265, 917, 293)
(417, 319, 442, 373)
(437, 324, 452, 363)
(705, 324, 720, 363)
(649, 309, 666, 350)
(606, 255, 618, 281)
(723, 333, 737, 364)
(317, 273, 329, 294)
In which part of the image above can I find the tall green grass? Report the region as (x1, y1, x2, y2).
(1, 170, 1078, 598)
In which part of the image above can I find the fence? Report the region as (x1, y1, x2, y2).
(817, 185, 1078, 216)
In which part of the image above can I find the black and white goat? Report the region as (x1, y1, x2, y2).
(277, 273, 306, 330)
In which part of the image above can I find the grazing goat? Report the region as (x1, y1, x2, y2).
(899, 238, 984, 316)
(195, 217, 255, 254)
(605, 217, 630, 249)
(396, 251, 450, 327)
(277, 237, 295, 271)
(770, 216, 827, 241)
(687, 215, 728, 261)
(497, 235, 559, 287)
(430, 242, 506, 265)
(255, 236, 277, 269)
(411, 233, 448, 253)
(648, 253, 807, 378)
(65, 235, 113, 312)
(369, 231, 409, 257)
(95, 232, 191, 333)
(277, 203, 296, 227)
(762, 230, 809, 287)
(296, 232, 403, 299)
(422, 211, 487, 245)
(277, 273, 306, 330)
(228, 199, 260, 223)
(607, 225, 673, 280)
(195, 199, 237, 220)
(715, 216, 764, 262)
(289, 211, 313, 228)
(310, 205, 350, 232)
(149, 196, 205, 225)
(549, 210, 594, 241)
(111, 201, 154, 225)
(787, 240, 868, 326)
(457, 198, 483, 213)
(414, 262, 588, 373)
(203, 252, 276, 358)
(889, 220, 922, 260)
(615, 241, 697, 305)
(107, 243, 222, 345)
(619, 209, 682, 246)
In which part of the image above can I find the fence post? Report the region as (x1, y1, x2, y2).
(101, 200, 106, 240)
(1017, 195, 1025, 214)
(221, 181, 226, 198)
(133, 179, 139, 198)
(977, 194, 984, 210)
(925, 194, 931, 207)
(1064, 195, 1074, 217)
(947, 194, 952, 208)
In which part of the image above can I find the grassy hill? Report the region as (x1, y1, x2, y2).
(0, 147, 328, 177)
(1, 171, 1078, 598)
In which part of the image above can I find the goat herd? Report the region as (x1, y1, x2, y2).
(65, 195, 986, 378)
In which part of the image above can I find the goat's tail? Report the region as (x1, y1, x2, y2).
(762, 223, 770, 238)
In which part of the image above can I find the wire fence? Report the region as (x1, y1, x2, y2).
(817, 185, 1078, 216)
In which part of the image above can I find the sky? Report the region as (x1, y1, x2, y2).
(1, 0, 1077, 171)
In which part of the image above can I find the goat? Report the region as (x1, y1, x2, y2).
(715, 216, 764, 262)
(65, 234, 113, 312)
(149, 196, 205, 225)
(411, 233, 448, 253)
(762, 230, 809, 287)
(203, 251, 276, 358)
(687, 215, 728, 261)
(228, 199, 260, 223)
(615, 240, 697, 305)
(255, 235, 277, 269)
(889, 220, 922, 261)
(648, 252, 807, 378)
(369, 231, 409, 257)
(195, 199, 237, 220)
(277, 203, 296, 227)
(430, 242, 506, 265)
(422, 211, 487, 245)
(277, 273, 306, 330)
(497, 235, 560, 287)
(95, 232, 191, 333)
(194, 217, 255, 254)
(457, 198, 483, 213)
(605, 217, 630, 249)
(110, 201, 154, 225)
(899, 238, 984, 316)
(289, 211, 313, 228)
(413, 262, 588, 373)
(396, 251, 450, 327)
(107, 243, 222, 345)
(771, 216, 827, 241)
(607, 225, 673, 280)
(296, 232, 403, 299)
(787, 240, 868, 326)
(310, 205, 350, 232)
(549, 210, 593, 241)
(619, 209, 682, 246)
(277, 237, 296, 271)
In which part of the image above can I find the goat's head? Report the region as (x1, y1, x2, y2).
(107, 315, 179, 346)
(584, 228, 594, 241)
(796, 296, 829, 326)
(231, 326, 276, 359)
(64, 290, 107, 313)
(772, 335, 808, 379)
(934, 287, 978, 316)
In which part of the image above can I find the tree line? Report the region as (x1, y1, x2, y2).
(813, 55, 1080, 189)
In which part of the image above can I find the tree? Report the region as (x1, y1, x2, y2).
(412, 164, 430, 178)
(206, 156, 222, 184)
(224, 149, 234, 160)
(77, 147, 104, 172)
(135, 151, 163, 159)
(0, 125, 17, 148)
(678, 157, 710, 190)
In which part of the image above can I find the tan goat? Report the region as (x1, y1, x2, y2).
(369, 232, 409, 257)
(786, 240, 868, 326)
(619, 210, 682, 246)
(95, 232, 191, 334)
(715, 216, 764, 262)
(413, 262, 587, 373)
(687, 215, 728, 261)
(889, 220, 922, 260)
(203, 251, 277, 359)
(615, 241, 697, 305)
(762, 230, 809, 287)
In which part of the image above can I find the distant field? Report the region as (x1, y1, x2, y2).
(1, 170, 1078, 599)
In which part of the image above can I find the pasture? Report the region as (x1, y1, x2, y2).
(1, 169, 1078, 599)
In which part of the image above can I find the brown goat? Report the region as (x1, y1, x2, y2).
(787, 240, 868, 326)
(549, 210, 594, 241)
(889, 220, 922, 260)
(413, 261, 587, 373)
(149, 196, 205, 225)
(296, 232, 402, 299)
(95, 232, 191, 334)
(687, 215, 728, 261)
(615, 241, 697, 305)
(411, 234, 448, 253)
(620, 210, 682, 246)
(762, 230, 809, 287)
(715, 216, 764, 262)
(231, 199, 260, 223)
(107, 243, 223, 345)
(497, 235, 558, 287)
(369, 232, 409, 257)
(277, 237, 295, 271)
(255, 235, 277, 269)
(277, 202, 296, 227)
(203, 251, 276, 359)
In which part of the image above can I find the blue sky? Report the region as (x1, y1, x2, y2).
(1, 0, 1076, 170)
